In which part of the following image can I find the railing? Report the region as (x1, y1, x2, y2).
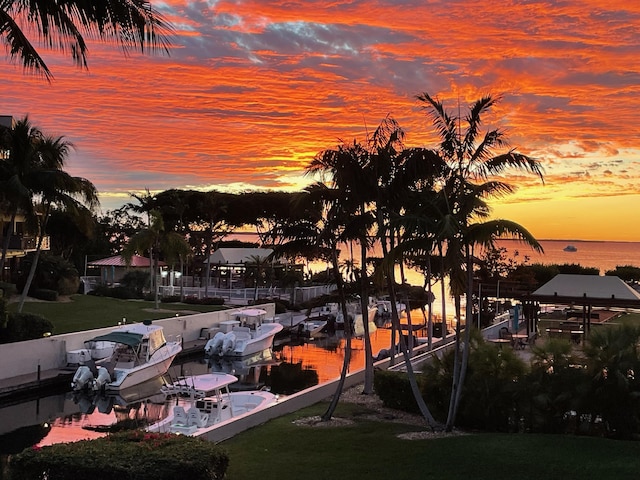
(4, 235, 50, 251)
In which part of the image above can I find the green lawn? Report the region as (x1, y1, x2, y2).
(222, 402, 640, 480)
(7, 294, 228, 334)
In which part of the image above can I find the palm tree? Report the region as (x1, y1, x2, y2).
(308, 138, 378, 395)
(268, 185, 352, 420)
(416, 92, 544, 431)
(122, 209, 191, 309)
(2, 0, 173, 80)
(14, 126, 100, 312)
(0, 117, 41, 280)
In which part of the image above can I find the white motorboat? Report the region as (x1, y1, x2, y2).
(297, 319, 328, 338)
(563, 244, 578, 252)
(147, 373, 278, 436)
(204, 308, 283, 357)
(71, 321, 182, 392)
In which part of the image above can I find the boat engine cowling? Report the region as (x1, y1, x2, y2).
(205, 332, 225, 356)
(221, 332, 236, 355)
(71, 366, 95, 391)
(93, 366, 111, 391)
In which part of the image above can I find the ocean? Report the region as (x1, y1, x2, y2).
(494, 239, 640, 275)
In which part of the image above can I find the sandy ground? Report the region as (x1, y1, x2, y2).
(293, 383, 469, 440)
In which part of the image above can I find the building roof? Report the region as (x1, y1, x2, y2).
(529, 274, 640, 307)
(87, 255, 165, 267)
(208, 248, 274, 265)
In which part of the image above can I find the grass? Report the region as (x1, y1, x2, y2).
(222, 402, 640, 480)
(6, 294, 228, 334)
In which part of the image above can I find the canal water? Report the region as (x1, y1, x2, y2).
(0, 315, 431, 457)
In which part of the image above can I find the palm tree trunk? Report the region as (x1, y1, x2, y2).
(0, 211, 17, 280)
(17, 207, 50, 313)
(426, 256, 433, 349)
(448, 246, 475, 429)
(321, 247, 352, 421)
(445, 294, 463, 431)
(385, 270, 439, 429)
(359, 237, 374, 394)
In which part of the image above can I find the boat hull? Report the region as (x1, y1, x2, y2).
(106, 342, 182, 391)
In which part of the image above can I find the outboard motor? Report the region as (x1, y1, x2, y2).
(221, 332, 236, 356)
(71, 366, 95, 391)
(93, 366, 112, 391)
(205, 331, 225, 356)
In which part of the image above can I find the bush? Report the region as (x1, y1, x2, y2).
(183, 296, 224, 306)
(161, 295, 181, 303)
(31, 288, 59, 301)
(4, 313, 53, 342)
(88, 285, 139, 300)
(119, 270, 149, 297)
(9, 430, 229, 480)
(0, 281, 17, 297)
(16, 253, 80, 295)
(373, 369, 422, 414)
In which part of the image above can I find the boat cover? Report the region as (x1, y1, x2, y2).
(88, 332, 144, 347)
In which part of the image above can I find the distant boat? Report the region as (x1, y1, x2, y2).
(563, 245, 578, 252)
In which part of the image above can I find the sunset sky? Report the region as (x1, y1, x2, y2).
(3, 1, 640, 242)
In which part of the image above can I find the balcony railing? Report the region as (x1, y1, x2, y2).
(3, 235, 50, 251)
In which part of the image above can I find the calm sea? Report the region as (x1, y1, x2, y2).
(494, 239, 640, 275)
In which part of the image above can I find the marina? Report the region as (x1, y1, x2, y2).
(0, 312, 424, 449)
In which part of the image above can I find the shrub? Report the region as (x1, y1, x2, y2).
(161, 295, 181, 304)
(373, 369, 422, 414)
(183, 296, 224, 306)
(119, 270, 149, 297)
(0, 281, 17, 297)
(89, 285, 137, 300)
(9, 430, 229, 480)
(4, 313, 53, 342)
(16, 253, 80, 295)
(31, 288, 59, 302)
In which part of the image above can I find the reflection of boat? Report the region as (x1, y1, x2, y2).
(297, 319, 328, 338)
(71, 321, 182, 392)
(72, 377, 167, 415)
(563, 245, 578, 252)
(147, 373, 278, 436)
(375, 299, 406, 318)
(207, 349, 281, 391)
(204, 308, 283, 357)
(335, 305, 378, 337)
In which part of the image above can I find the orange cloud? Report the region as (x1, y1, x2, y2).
(2, 1, 640, 240)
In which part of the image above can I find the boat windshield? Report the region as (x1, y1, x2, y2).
(148, 329, 167, 356)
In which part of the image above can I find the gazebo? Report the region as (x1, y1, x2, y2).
(207, 248, 274, 289)
(523, 274, 640, 334)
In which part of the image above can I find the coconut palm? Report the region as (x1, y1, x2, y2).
(269, 184, 352, 421)
(122, 209, 191, 309)
(308, 138, 378, 395)
(416, 92, 544, 431)
(14, 126, 99, 312)
(2, 0, 173, 80)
